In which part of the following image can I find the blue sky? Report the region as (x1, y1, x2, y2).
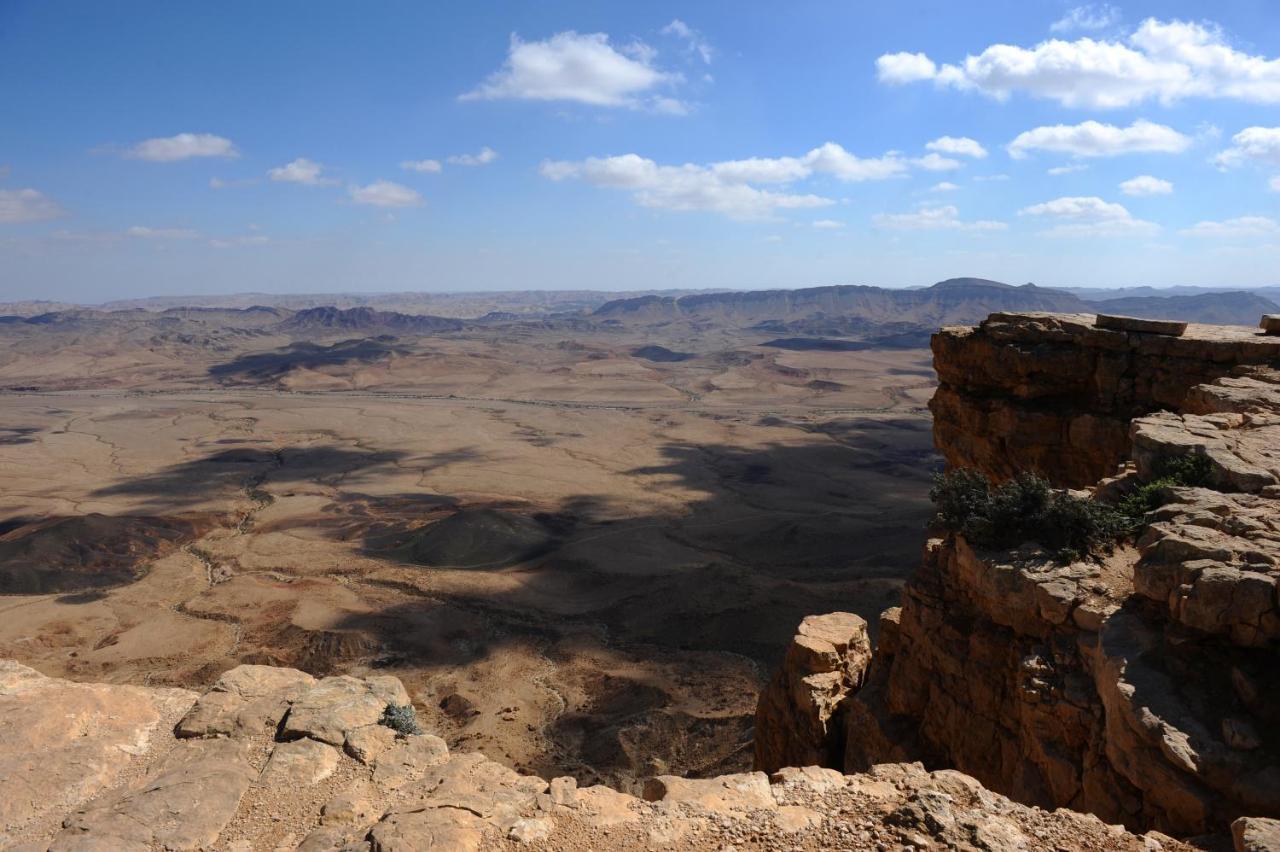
(2, 1, 1280, 301)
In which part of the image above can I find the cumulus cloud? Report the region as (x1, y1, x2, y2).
(876, 17, 1280, 108)
(127, 133, 238, 162)
(447, 147, 499, 167)
(0, 188, 66, 223)
(931, 182, 960, 192)
(126, 226, 198, 239)
(1050, 4, 1121, 34)
(400, 159, 443, 174)
(539, 142, 922, 220)
(1179, 216, 1280, 238)
(1213, 127, 1280, 169)
(812, 219, 845, 229)
(1008, 120, 1190, 158)
(913, 153, 962, 171)
(348, 180, 423, 208)
(925, 136, 988, 158)
(267, 158, 335, 185)
(1019, 195, 1158, 236)
(662, 19, 713, 64)
(461, 32, 684, 112)
(873, 204, 1006, 232)
(1119, 175, 1173, 195)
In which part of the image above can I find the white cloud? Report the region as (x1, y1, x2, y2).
(1019, 195, 1158, 236)
(873, 204, 1006, 232)
(1119, 175, 1173, 196)
(662, 19, 713, 64)
(875, 52, 938, 84)
(876, 17, 1280, 108)
(812, 219, 845, 229)
(401, 159, 443, 174)
(127, 133, 238, 162)
(1047, 164, 1089, 176)
(913, 153, 962, 171)
(1051, 4, 1121, 34)
(126, 226, 198, 239)
(267, 157, 335, 186)
(803, 143, 909, 181)
(925, 136, 988, 158)
(461, 31, 683, 112)
(1179, 216, 1280, 238)
(348, 180, 423, 208)
(973, 173, 1010, 182)
(1008, 120, 1190, 158)
(539, 142, 920, 220)
(1213, 127, 1280, 169)
(0, 188, 65, 223)
(447, 147, 499, 167)
(540, 154, 833, 220)
(930, 181, 960, 192)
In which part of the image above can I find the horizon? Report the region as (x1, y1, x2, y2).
(4, 1, 1280, 301)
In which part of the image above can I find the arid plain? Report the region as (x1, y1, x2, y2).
(0, 303, 937, 791)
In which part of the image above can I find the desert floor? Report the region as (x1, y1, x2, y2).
(0, 326, 936, 790)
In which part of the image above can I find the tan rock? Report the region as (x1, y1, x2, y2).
(176, 664, 314, 739)
(262, 737, 339, 786)
(642, 771, 776, 814)
(774, 805, 822, 833)
(0, 661, 197, 842)
(344, 723, 398, 764)
(321, 786, 381, 826)
(508, 817, 554, 843)
(368, 809, 484, 852)
(1234, 816, 1280, 852)
(1095, 314, 1187, 336)
(572, 785, 641, 826)
(282, 675, 403, 746)
(371, 733, 449, 789)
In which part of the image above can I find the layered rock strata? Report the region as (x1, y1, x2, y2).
(931, 312, 1280, 487)
(757, 312, 1280, 840)
(0, 661, 1178, 851)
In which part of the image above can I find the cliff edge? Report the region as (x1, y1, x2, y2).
(756, 312, 1280, 841)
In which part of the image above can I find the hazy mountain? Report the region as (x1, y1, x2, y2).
(1084, 291, 1278, 327)
(277, 306, 464, 334)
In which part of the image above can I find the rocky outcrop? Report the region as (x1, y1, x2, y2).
(752, 612, 871, 773)
(757, 312, 1280, 840)
(0, 662, 1180, 851)
(931, 312, 1280, 487)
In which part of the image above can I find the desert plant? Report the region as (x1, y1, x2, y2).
(380, 703, 422, 736)
(930, 469, 1127, 561)
(1114, 453, 1213, 529)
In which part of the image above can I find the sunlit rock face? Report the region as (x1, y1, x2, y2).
(758, 312, 1280, 838)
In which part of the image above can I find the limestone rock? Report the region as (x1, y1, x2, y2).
(371, 733, 449, 789)
(642, 771, 776, 814)
(508, 817, 554, 843)
(0, 661, 197, 844)
(753, 611, 871, 772)
(367, 809, 484, 852)
(1234, 817, 1280, 852)
(262, 737, 339, 786)
(344, 724, 397, 765)
(282, 675, 407, 746)
(176, 664, 315, 739)
(1095, 314, 1187, 336)
(52, 738, 257, 851)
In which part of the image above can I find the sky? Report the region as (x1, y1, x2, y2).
(2, 1, 1280, 302)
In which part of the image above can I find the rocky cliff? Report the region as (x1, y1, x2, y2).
(756, 312, 1280, 841)
(930, 312, 1280, 487)
(0, 661, 1182, 851)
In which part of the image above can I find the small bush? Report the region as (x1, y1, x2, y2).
(380, 704, 422, 736)
(1114, 453, 1212, 529)
(930, 469, 1127, 561)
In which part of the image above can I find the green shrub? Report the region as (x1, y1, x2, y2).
(380, 704, 422, 736)
(1114, 453, 1212, 529)
(930, 469, 1127, 561)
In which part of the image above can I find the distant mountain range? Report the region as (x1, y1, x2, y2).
(2, 279, 1277, 333)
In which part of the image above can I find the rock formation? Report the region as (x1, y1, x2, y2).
(0, 661, 1179, 851)
(757, 312, 1280, 842)
(931, 312, 1280, 487)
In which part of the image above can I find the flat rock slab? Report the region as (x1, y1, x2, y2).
(52, 738, 257, 851)
(262, 737, 339, 786)
(368, 809, 485, 852)
(642, 771, 777, 814)
(177, 664, 315, 739)
(371, 733, 449, 789)
(282, 674, 409, 746)
(1095, 314, 1188, 336)
(1261, 315, 1280, 335)
(0, 661, 197, 843)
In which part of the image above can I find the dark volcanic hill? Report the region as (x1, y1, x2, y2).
(1084, 291, 1279, 326)
(593, 279, 1088, 327)
(278, 306, 464, 334)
